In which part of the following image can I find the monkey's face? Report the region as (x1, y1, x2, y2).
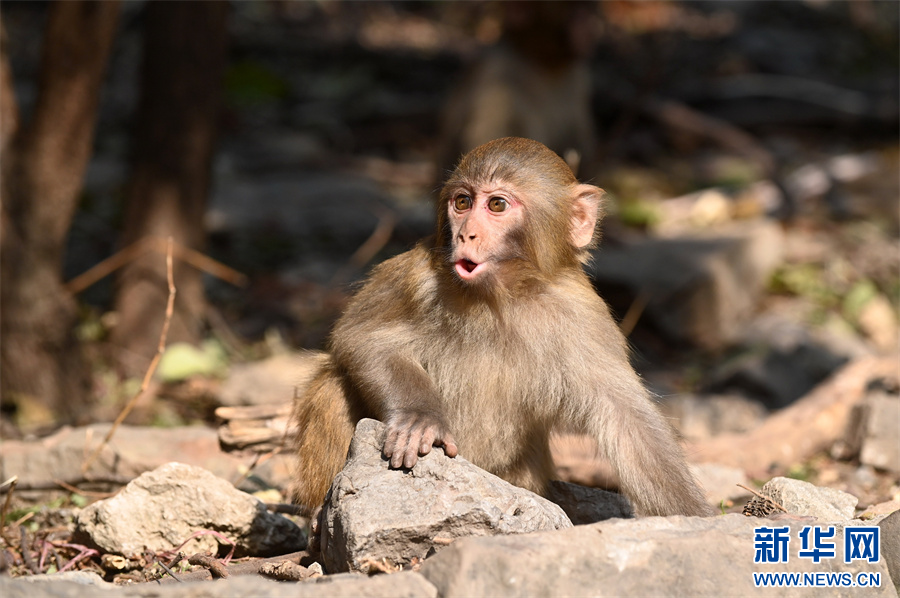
(446, 182, 527, 287)
(435, 138, 604, 290)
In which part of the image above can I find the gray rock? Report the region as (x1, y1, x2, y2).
(879, 510, 900, 592)
(0, 573, 437, 598)
(301, 572, 437, 597)
(589, 221, 783, 350)
(690, 463, 751, 506)
(707, 310, 863, 409)
(13, 571, 115, 589)
(759, 477, 858, 521)
(661, 393, 767, 440)
(218, 352, 325, 406)
(75, 462, 304, 557)
(1, 577, 106, 598)
(859, 500, 900, 520)
(0, 424, 250, 494)
(545, 480, 633, 524)
(419, 514, 896, 597)
(706, 340, 848, 410)
(860, 393, 900, 473)
(320, 419, 571, 573)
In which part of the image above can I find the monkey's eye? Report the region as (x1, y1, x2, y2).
(488, 197, 509, 213)
(453, 195, 472, 211)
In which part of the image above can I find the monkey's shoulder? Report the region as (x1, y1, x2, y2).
(516, 272, 624, 340)
(339, 245, 437, 320)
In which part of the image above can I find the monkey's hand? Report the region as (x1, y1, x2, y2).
(383, 412, 459, 469)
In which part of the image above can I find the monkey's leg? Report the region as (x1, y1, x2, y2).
(500, 432, 555, 497)
(290, 363, 356, 512)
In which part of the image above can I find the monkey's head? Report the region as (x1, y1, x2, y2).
(435, 137, 604, 292)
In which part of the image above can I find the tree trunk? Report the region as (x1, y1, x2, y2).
(111, 1, 228, 372)
(0, 1, 121, 427)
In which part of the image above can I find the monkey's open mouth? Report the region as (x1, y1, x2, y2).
(455, 258, 483, 280)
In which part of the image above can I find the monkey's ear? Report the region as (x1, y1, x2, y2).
(570, 184, 604, 248)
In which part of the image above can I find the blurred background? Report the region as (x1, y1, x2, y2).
(1, 0, 897, 467)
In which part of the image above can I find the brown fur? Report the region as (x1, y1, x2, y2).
(292, 138, 712, 517)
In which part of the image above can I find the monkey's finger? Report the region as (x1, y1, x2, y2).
(439, 433, 459, 458)
(389, 428, 412, 468)
(403, 429, 424, 468)
(383, 427, 400, 458)
(418, 428, 437, 456)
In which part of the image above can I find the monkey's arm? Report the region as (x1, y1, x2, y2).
(358, 350, 459, 469)
(329, 252, 459, 469)
(562, 288, 712, 517)
(591, 382, 713, 517)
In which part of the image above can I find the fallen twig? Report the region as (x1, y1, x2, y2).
(0, 476, 133, 495)
(157, 560, 183, 583)
(53, 479, 116, 499)
(188, 553, 229, 579)
(0, 476, 18, 528)
(690, 356, 897, 476)
(20, 527, 38, 574)
(259, 559, 311, 581)
(11, 511, 33, 528)
(81, 238, 176, 474)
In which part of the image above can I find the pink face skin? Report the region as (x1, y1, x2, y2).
(447, 184, 524, 282)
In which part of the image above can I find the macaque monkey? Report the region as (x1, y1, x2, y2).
(438, 2, 597, 178)
(292, 137, 712, 518)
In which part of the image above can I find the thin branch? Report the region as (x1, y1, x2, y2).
(64, 236, 155, 295)
(168, 238, 247, 288)
(619, 289, 651, 338)
(12, 511, 34, 527)
(0, 475, 17, 528)
(188, 553, 229, 579)
(231, 447, 281, 488)
(21, 526, 38, 574)
(53, 479, 116, 499)
(738, 483, 788, 513)
(65, 235, 246, 295)
(330, 207, 396, 285)
(157, 560, 184, 583)
(81, 238, 177, 474)
(0, 475, 133, 495)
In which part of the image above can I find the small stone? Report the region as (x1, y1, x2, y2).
(757, 476, 858, 521)
(545, 480, 633, 524)
(75, 462, 304, 557)
(860, 393, 900, 473)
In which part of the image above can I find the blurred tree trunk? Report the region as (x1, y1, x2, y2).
(0, 1, 120, 426)
(111, 1, 228, 373)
